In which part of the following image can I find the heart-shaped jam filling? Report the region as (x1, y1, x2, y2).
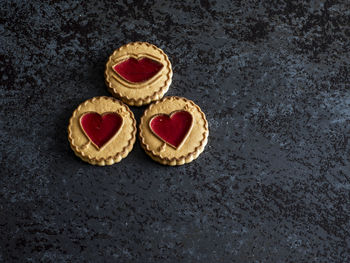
(149, 111, 193, 149)
(113, 57, 163, 83)
(80, 112, 123, 149)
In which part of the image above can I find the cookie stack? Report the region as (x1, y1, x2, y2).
(68, 42, 209, 166)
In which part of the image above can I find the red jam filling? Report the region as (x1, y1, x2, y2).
(113, 57, 163, 83)
(80, 112, 122, 148)
(150, 111, 192, 148)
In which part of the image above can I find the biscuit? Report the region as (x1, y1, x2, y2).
(105, 42, 173, 106)
(68, 96, 136, 165)
(139, 96, 209, 165)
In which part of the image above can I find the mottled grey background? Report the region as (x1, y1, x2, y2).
(1, 0, 350, 262)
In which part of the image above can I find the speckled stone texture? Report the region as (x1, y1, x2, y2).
(1, 0, 350, 262)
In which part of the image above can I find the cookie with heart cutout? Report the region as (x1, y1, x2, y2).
(105, 42, 173, 106)
(139, 96, 209, 166)
(68, 96, 136, 166)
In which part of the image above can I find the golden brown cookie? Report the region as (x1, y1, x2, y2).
(139, 96, 209, 166)
(105, 42, 173, 106)
(68, 96, 136, 166)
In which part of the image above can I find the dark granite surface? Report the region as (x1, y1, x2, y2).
(1, 0, 350, 262)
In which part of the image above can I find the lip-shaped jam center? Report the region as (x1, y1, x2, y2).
(149, 111, 193, 149)
(80, 112, 123, 149)
(113, 57, 163, 83)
